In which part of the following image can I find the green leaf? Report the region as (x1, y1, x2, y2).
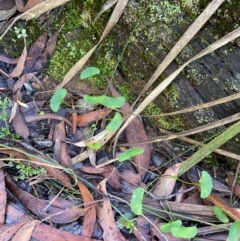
(119, 148, 144, 162)
(171, 226, 198, 239)
(84, 95, 125, 109)
(160, 220, 182, 233)
(86, 141, 101, 150)
(50, 89, 67, 112)
(80, 67, 100, 80)
(130, 187, 145, 215)
(227, 221, 240, 241)
(199, 171, 213, 198)
(213, 205, 229, 223)
(106, 112, 123, 131)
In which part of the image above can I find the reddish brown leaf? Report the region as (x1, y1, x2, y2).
(71, 112, 77, 134)
(96, 179, 120, 241)
(9, 45, 27, 77)
(15, 0, 44, 12)
(153, 164, 180, 198)
(227, 172, 240, 198)
(69, 108, 112, 127)
(81, 165, 122, 189)
(12, 220, 39, 241)
(107, 79, 151, 178)
(0, 55, 19, 64)
(6, 203, 97, 241)
(25, 113, 72, 125)
(78, 180, 96, 237)
(31, 26, 62, 72)
(54, 121, 73, 168)
(25, 32, 48, 72)
(120, 169, 141, 185)
(5, 174, 85, 223)
(0, 222, 26, 241)
(208, 192, 240, 220)
(0, 169, 6, 224)
(11, 105, 30, 141)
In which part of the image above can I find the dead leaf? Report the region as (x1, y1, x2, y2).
(12, 220, 39, 241)
(69, 108, 112, 127)
(208, 193, 240, 220)
(78, 180, 96, 237)
(0, 222, 26, 241)
(54, 121, 73, 168)
(0, 0, 16, 21)
(31, 25, 62, 72)
(227, 172, 240, 198)
(0, 169, 6, 224)
(107, 79, 151, 178)
(25, 32, 48, 72)
(15, 0, 44, 12)
(71, 112, 77, 134)
(25, 113, 72, 125)
(96, 179, 120, 241)
(11, 105, 30, 141)
(9, 45, 27, 78)
(153, 164, 180, 198)
(6, 203, 97, 241)
(5, 174, 86, 223)
(94, 0, 118, 21)
(0, 55, 19, 64)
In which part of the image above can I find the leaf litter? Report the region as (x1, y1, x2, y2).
(0, 0, 240, 240)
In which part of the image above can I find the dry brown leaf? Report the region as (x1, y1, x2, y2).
(69, 108, 112, 127)
(5, 174, 84, 223)
(9, 45, 27, 77)
(78, 180, 96, 237)
(71, 112, 77, 134)
(25, 32, 48, 72)
(153, 163, 180, 198)
(94, 0, 118, 21)
(0, 55, 19, 64)
(6, 203, 97, 241)
(107, 79, 151, 178)
(12, 220, 39, 241)
(227, 172, 240, 198)
(0, 222, 26, 241)
(0, 0, 16, 21)
(207, 193, 240, 220)
(96, 179, 120, 241)
(0, 169, 6, 224)
(15, 0, 44, 12)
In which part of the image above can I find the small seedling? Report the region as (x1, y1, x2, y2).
(8, 161, 46, 181)
(160, 220, 198, 239)
(199, 171, 213, 198)
(50, 88, 67, 112)
(80, 66, 100, 80)
(213, 205, 229, 223)
(130, 187, 145, 215)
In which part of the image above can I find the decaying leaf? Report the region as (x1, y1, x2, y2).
(153, 163, 180, 198)
(69, 108, 112, 127)
(0, 222, 26, 241)
(107, 79, 151, 178)
(227, 172, 240, 198)
(94, 0, 118, 21)
(96, 179, 120, 241)
(5, 174, 87, 223)
(15, 0, 45, 12)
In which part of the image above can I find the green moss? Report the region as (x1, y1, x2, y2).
(144, 102, 185, 131)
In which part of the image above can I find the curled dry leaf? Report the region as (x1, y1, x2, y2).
(9, 45, 27, 78)
(153, 163, 180, 198)
(77, 180, 96, 237)
(5, 174, 86, 223)
(107, 79, 151, 178)
(6, 203, 97, 241)
(96, 179, 120, 241)
(25, 32, 48, 72)
(69, 108, 112, 127)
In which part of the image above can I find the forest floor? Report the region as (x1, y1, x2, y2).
(0, 1, 240, 241)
